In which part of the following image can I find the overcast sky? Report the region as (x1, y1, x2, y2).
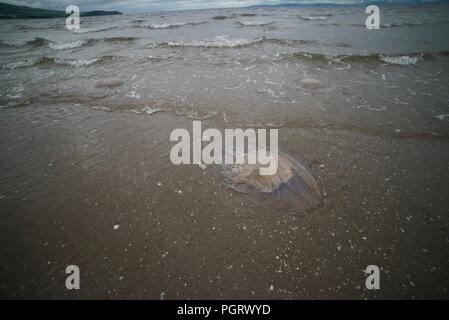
(2, 0, 443, 13)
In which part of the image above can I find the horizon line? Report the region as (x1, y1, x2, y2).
(1, 0, 447, 15)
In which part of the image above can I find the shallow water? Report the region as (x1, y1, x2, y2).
(1, 4, 449, 135)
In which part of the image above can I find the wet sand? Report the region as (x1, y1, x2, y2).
(0, 103, 448, 299)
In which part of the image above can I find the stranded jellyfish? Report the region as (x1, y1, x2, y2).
(219, 152, 322, 214)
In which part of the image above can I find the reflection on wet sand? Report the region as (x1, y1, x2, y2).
(0, 104, 448, 299)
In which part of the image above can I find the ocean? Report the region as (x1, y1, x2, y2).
(1, 4, 449, 132)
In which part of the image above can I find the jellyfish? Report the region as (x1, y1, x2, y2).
(219, 152, 322, 214)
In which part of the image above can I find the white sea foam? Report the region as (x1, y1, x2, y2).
(55, 58, 100, 67)
(129, 106, 161, 114)
(3, 57, 41, 69)
(299, 15, 329, 21)
(237, 21, 273, 26)
(164, 36, 264, 48)
(3, 56, 102, 69)
(126, 90, 141, 99)
(147, 22, 188, 29)
(381, 55, 422, 65)
(143, 21, 206, 29)
(49, 39, 89, 51)
(143, 107, 160, 114)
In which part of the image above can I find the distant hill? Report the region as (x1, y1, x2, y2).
(0, 2, 121, 19)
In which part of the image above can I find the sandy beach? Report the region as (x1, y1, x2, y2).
(0, 102, 448, 299)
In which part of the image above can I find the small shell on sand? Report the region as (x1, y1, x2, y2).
(220, 152, 322, 213)
(95, 79, 124, 88)
(300, 78, 322, 90)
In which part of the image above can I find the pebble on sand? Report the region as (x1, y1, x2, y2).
(300, 78, 322, 90)
(95, 79, 124, 88)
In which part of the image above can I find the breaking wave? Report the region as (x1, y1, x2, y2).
(279, 52, 330, 63)
(299, 15, 331, 21)
(236, 21, 274, 27)
(345, 53, 426, 65)
(53, 37, 137, 48)
(2, 55, 114, 69)
(279, 51, 437, 66)
(2, 57, 43, 70)
(265, 38, 318, 46)
(161, 36, 265, 48)
(379, 55, 423, 65)
(49, 39, 93, 51)
(53, 57, 106, 67)
(1, 36, 139, 53)
(158, 37, 331, 49)
(136, 21, 207, 29)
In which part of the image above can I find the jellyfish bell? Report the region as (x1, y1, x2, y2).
(220, 151, 322, 214)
